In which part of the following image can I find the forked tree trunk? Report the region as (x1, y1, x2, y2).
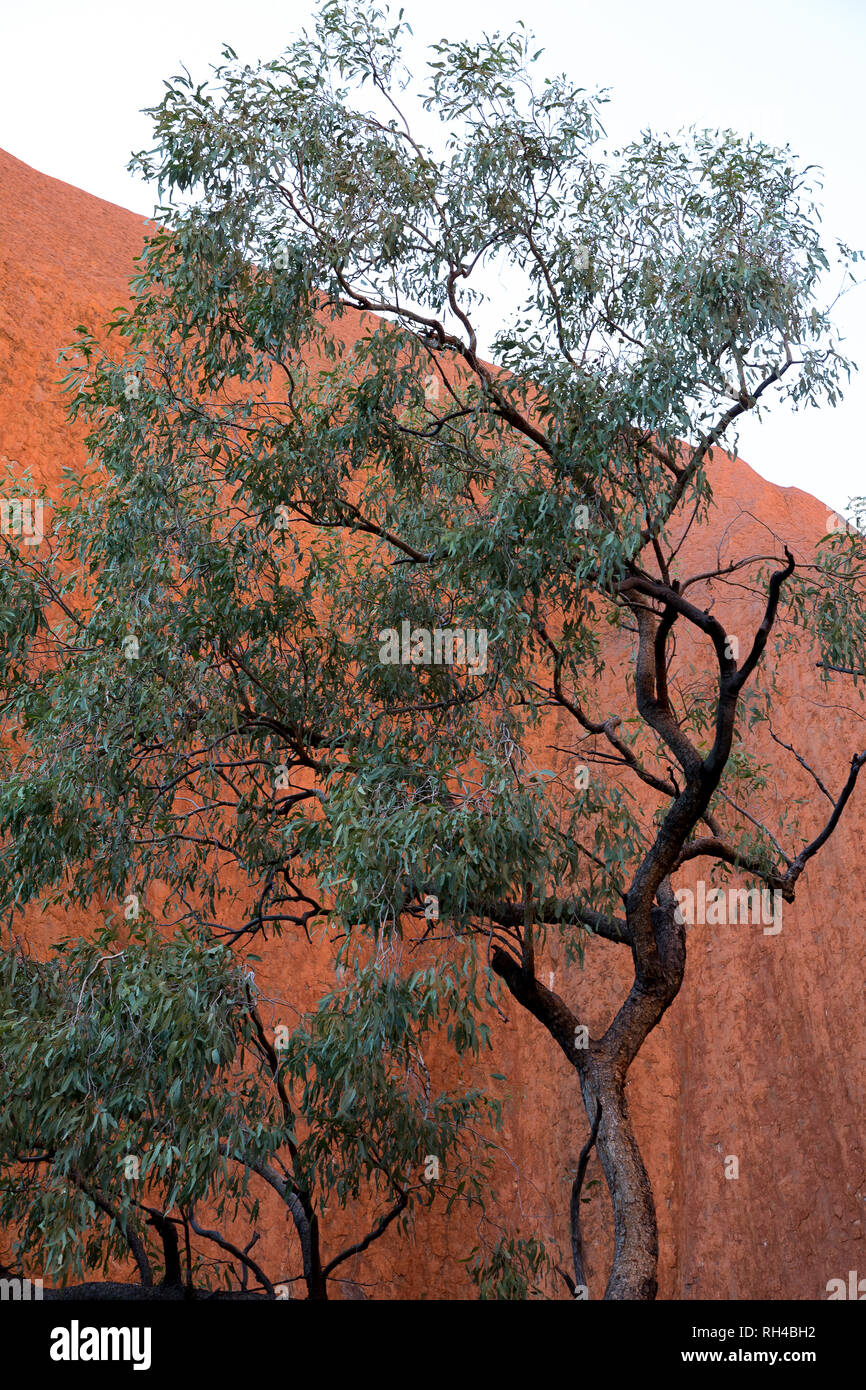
(580, 1064, 659, 1299)
(491, 890, 686, 1300)
(575, 893, 686, 1299)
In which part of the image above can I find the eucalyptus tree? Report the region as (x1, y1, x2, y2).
(1, 0, 864, 1300)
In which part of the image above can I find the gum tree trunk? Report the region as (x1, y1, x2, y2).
(580, 1065, 660, 1300)
(579, 891, 686, 1299)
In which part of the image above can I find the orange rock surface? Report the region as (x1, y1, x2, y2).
(1, 146, 863, 1300)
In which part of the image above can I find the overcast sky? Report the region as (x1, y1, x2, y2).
(2, 0, 863, 516)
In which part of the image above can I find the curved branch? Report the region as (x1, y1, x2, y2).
(70, 1171, 153, 1288)
(321, 1189, 409, 1278)
(785, 749, 866, 890)
(186, 1209, 275, 1297)
(671, 836, 791, 896)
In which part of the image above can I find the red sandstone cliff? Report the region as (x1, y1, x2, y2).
(1, 146, 863, 1299)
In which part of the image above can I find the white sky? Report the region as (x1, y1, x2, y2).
(1, 0, 863, 516)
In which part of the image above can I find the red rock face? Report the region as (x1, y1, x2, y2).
(1, 146, 863, 1300)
